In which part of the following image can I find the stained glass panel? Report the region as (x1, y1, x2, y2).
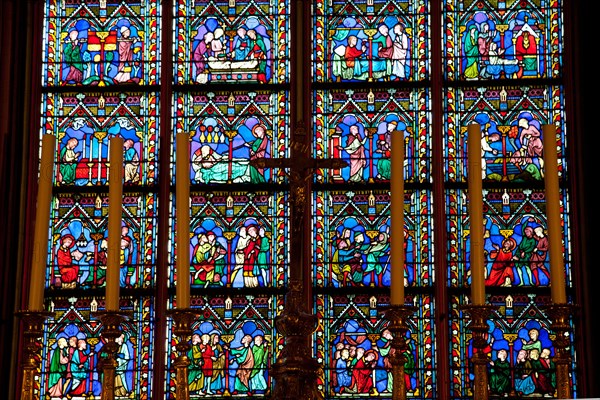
(42, 0, 160, 87)
(165, 295, 283, 398)
(443, 0, 563, 81)
(40, 296, 154, 400)
(314, 294, 435, 398)
(312, 0, 429, 82)
(41, 92, 159, 187)
(444, 86, 566, 183)
(169, 191, 288, 289)
(172, 91, 288, 185)
(48, 193, 158, 290)
(449, 294, 577, 398)
(313, 89, 430, 184)
(174, 0, 289, 84)
(446, 188, 571, 289)
(312, 190, 433, 289)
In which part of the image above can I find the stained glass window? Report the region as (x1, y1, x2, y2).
(34, 0, 578, 398)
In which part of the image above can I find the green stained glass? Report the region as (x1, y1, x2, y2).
(48, 193, 158, 290)
(40, 296, 154, 399)
(313, 89, 429, 184)
(444, 86, 566, 183)
(172, 91, 289, 185)
(42, 0, 160, 86)
(42, 92, 159, 187)
(174, 0, 290, 84)
(444, 0, 563, 81)
(446, 188, 571, 289)
(313, 0, 429, 82)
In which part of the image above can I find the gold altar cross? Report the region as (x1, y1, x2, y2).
(250, 147, 347, 278)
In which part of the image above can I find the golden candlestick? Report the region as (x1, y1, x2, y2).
(544, 303, 577, 399)
(271, 279, 322, 399)
(380, 304, 416, 400)
(166, 308, 196, 400)
(459, 304, 497, 400)
(15, 310, 54, 400)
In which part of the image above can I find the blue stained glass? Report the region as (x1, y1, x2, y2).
(42, 0, 160, 87)
(444, 0, 563, 81)
(313, 89, 430, 184)
(313, 0, 429, 82)
(174, 0, 290, 84)
(39, 296, 154, 399)
(444, 86, 566, 184)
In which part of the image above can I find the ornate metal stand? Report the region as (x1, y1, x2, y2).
(544, 303, 576, 399)
(459, 304, 497, 400)
(15, 310, 54, 400)
(166, 308, 196, 400)
(95, 311, 129, 400)
(271, 279, 322, 400)
(380, 305, 416, 400)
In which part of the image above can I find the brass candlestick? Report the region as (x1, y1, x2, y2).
(15, 310, 54, 400)
(166, 308, 197, 400)
(271, 279, 322, 400)
(459, 304, 497, 400)
(544, 303, 576, 400)
(380, 304, 416, 400)
(95, 310, 129, 400)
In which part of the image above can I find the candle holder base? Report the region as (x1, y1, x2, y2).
(166, 308, 197, 400)
(379, 304, 416, 400)
(459, 304, 498, 400)
(542, 303, 577, 400)
(15, 310, 54, 400)
(93, 310, 130, 400)
(271, 279, 322, 400)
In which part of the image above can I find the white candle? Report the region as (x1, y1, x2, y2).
(467, 124, 485, 305)
(28, 135, 56, 311)
(106, 136, 123, 311)
(176, 132, 190, 308)
(542, 124, 567, 304)
(390, 130, 405, 305)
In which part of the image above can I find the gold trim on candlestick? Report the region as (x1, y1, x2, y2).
(15, 310, 54, 400)
(94, 310, 130, 400)
(459, 304, 498, 400)
(380, 304, 416, 400)
(166, 308, 197, 400)
(271, 279, 322, 400)
(543, 303, 577, 400)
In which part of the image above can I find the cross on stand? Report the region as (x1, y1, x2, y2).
(250, 145, 347, 399)
(251, 151, 347, 270)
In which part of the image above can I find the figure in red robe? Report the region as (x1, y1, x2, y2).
(56, 234, 79, 289)
(485, 237, 517, 286)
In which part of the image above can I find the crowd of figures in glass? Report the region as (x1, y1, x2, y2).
(40, 298, 152, 400)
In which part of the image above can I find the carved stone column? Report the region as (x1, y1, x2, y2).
(381, 305, 416, 400)
(15, 310, 53, 400)
(460, 304, 497, 400)
(271, 279, 322, 400)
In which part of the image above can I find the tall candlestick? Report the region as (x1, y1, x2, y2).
(390, 130, 405, 305)
(106, 136, 124, 311)
(542, 124, 567, 304)
(176, 132, 190, 309)
(467, 124, 485, 305)
(28, 135, 56, 311)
